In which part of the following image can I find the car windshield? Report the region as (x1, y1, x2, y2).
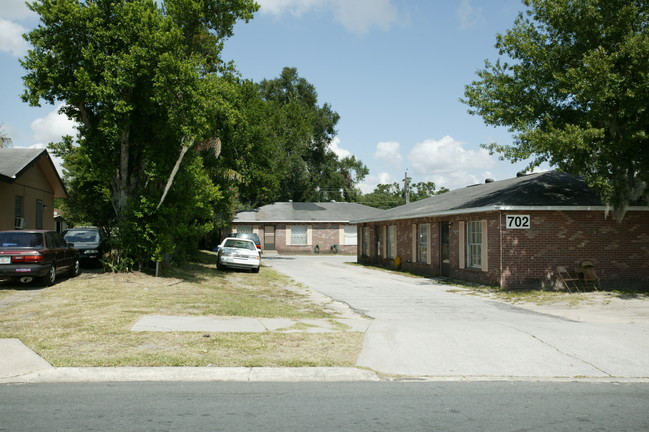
(223, 239, 256, 251)
(64, 230, 99, 243)
(0, 232, 44, 248)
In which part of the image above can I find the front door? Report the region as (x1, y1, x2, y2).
(440, 221, 450, 277)
(264, 226, 275, 250)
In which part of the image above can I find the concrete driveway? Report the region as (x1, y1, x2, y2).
(266, 255, 649, 379)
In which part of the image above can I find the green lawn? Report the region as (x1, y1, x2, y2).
(0, 254, 364, 367)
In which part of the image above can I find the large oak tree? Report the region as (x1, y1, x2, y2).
(463, 0, 648, 218)
(21, 0, 258, 266)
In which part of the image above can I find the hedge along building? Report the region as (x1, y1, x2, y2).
(353, 171, 649, 290)
(230, 202, 384, 254)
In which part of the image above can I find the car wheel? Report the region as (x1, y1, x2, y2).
(42, 265, 56, 287)
(217, 261, 225, 271)
(68, 259, 81, 277)
(251, 266, 260, 273)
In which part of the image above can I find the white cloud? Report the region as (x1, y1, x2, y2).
(328, 137, 352, 159)
(374, 141, 402, 161)
(0, 18, 30, 56)
(30, 105, 77, 145)
(333, 0, 399, 34)
(257, 0, 402, 34)
(407, 135, 494, 176)
(357, 171, 395, 194)
(456, 0, 485, 30)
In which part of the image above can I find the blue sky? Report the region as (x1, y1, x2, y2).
(0, 0, 549, 193)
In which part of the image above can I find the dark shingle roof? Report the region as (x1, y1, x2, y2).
(0, 148, 67, 198)
(353, 171, 613, 223)
(233, 202, 384, 223)
(0, 148, 47, 180)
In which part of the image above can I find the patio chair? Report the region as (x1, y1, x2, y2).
(579, 260, 599, 291)
(556, 266, 580, 292)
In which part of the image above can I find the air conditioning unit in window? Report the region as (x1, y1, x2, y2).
(14, 217, 24, 229)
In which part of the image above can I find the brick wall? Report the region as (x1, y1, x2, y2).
(357, 210, 649, 290)
(230, 223, 358, 254)
(500, 210, 649, 290)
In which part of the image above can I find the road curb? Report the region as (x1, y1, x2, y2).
(1, 366, 381, 383)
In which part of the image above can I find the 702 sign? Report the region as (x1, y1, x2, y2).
(505, 215, 530, 229)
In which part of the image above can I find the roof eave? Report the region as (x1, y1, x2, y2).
(352, 205, 649, 223)
(232, 219, 355, 224)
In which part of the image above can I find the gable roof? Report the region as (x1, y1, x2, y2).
(353, 170, 646, 223)
(0, 148, 67, 198)
(233, 202, 384, 224)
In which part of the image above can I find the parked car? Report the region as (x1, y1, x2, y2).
(216, 237, 261, 273)
(0, 230, 80, 286)
(63, 226, 109, 266)
(228, 232, 262, 254)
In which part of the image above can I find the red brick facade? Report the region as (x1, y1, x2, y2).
(358, 210, 649, 290)
(230, 223, 358, 255)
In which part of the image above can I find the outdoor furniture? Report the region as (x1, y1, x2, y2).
(556, 266, 580, 292)
(579, 260, 599, 290)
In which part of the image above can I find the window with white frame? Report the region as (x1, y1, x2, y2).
(387, 225, 396, 258)
(362, 227, 369, 256)
(343, 225, 357, 245)
(291, 225, 307, 245)
(236, 225, 252, 234)
(417, 224, 428, 263)
(466, 221, 482, 268)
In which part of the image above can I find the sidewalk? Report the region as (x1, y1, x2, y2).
(0, 338, 379, 383)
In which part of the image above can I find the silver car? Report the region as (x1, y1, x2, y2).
(216, 237, 261, 273)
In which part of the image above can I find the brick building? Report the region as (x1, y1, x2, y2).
(354, 171, 649, 290)
(230, 202, 384, 254)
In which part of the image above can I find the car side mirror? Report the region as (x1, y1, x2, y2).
(68, 242, 75, 248)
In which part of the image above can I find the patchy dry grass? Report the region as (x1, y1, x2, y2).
(0, 255, 363, 367)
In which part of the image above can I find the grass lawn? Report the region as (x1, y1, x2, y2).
(0, 252, 364, 367)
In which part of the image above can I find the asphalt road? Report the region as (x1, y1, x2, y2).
(265, 255, 649, 379)
(1, 382, 648, 432)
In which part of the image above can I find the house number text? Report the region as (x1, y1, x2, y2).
(506, 215, 530, 229)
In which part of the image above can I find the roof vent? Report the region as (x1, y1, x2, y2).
(516, 171, 530, 177)
(485, 178, 495, 183)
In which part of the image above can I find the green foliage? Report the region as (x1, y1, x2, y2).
(463, 0, 649, 218)
(217, 68, 369, 209)
(22, 0, 257, 269)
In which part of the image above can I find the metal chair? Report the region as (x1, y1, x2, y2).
(556, 266, 580, 292)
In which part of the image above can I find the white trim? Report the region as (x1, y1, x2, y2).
(458, 221, 465, 269)
(481, 220, 488, 272)
(426, 223, 431, 265)
(351, 205, 649, 224)
(411, 224, 416, 261)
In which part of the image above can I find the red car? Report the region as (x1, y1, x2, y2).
(0, 230, 80, 286)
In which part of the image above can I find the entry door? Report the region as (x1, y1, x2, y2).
(264, 226, 275, 250)
(440, 221, 450, 277)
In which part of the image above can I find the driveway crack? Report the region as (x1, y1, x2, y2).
(508, 325, 613, 377)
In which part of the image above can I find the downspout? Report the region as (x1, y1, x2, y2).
(498, 209, 503, 288)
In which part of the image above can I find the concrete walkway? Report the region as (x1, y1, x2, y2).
(131, 315, 372, 333)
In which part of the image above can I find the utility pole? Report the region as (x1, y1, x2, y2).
(403, 171, 411, 204)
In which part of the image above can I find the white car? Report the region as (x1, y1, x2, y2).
(216, 237, 261, 273)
